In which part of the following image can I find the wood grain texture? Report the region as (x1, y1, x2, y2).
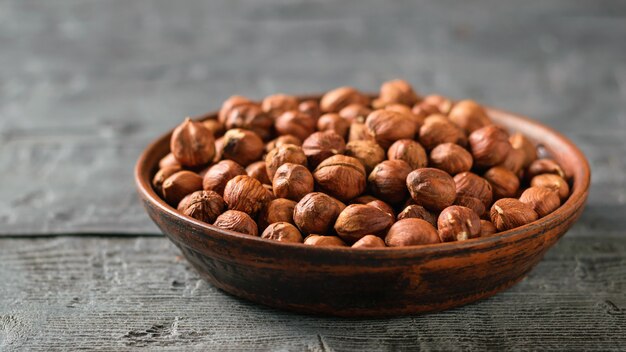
(0, 0, 625, 235)
(0, 236, 624, 351)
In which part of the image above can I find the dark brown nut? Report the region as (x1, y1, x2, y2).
(293, 192, 342, 235)
(468, 125, 512, 168)
(429, 143, 473, 175)
(170, 118, 216, 167)
(223, 175, 270, 215)
(397, 205, 437, 227)
(202, 160, 246, 195)
(153, 165, 182, 196)
(437, 205, 481, 242)
(406, 168, 456, 211)
(385, 219, 440, 247)
(509, 133, 537, 167)
(303, 235, 347, 247)
(345, 140, 386, 174)
(498, 147, 525, 175)
(162, 171, 203, 206)
(177, 190, 225, 224)
(490, 198, 538, 231)
(317, 113, 350, 138)
(448, 100, 492, 134)
(213, 210, 258, 236)
(454, 195, 486, 218)
(348, 122, 376, 142)
(519, 186, 561, 217)
(272, 163, 314, 201)
(302, 131, 346, 168)
(531, 174, 570, 201)
(265, 144, 307, 179)
(275, 110, 317, 142)
(258, 198, 297, 230)
(261, 222, 303, 243)
(480, 220, 497, 236)
(526, 159, 566, 180)
(261, 94, 299, 118)
(484, 166, 520, 199)
(352, 235, 386, 248)
(378, 79, 420, 106)
(365, 110, 417, 149)
(454, 172, 494, 209)
(313, 155, 367, 202)
(368, 160, 412, 204)
(387, 139, 428, 170)
(418, 119, 466, 150)
(421, 95, 453, 115)
(265, 134, 302, 152)
(246, 161, 272, 185)
(159, 152, 182, 169)
(221, 128, 264, 167)
(320, 86, 369, 113)
(339, 104, 372, 123)
(224, 104, 273, 140)
(298, 100, 321, 120)
(202, 119, 225, 137)
(218, 95, 252, 124)
(334, 204, 394, 243)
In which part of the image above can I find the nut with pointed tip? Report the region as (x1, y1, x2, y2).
(317, 113, 350, 138)
(246, 161, 271, 185)
(272, 163, 314, 201)
(261, 222, 303, 243)
(365, 110, 417, 149)
(224, 103, 273, 140)
(223, 175, 270, 216)
(202, 160, 246, 195)
(519, 186, 561, 217)
(526, 159, 566, 180)
(387, 139, 428, 170)
(509, 133, 538, 167)
(378, 79, 421, 106)
(334, 204, 394, 243)
(258, 198, 297, 231)
(530, 174, 570, 201)
(469, 125, 512, 168)
(429, 143, 473, 175)
(345, 140, 386, 174)
(221, 128, 264, 166)
(177, 190, 225, 224)
(484, 166, 520, 199)
(320, 86, 369, 113)
(454, 172, 493, 209)
(303, 235, 347, 247)
(170, 118, 216, 167)
(368, 160, 412, 204)
(213, 210, 258, 236)
(406, 168, 456, 211)
(293, 192, 342, 235)
(265, 144, 307, 180)
(352, 235, 386, 248)
(302, 131, 346, 168)
(437, 206, 481, 242)
(385, 219, 440, 247)
(448, 100, 492, 134)
(419, 118, 466, 150)
(397, 205, 437, 227)
(261, 93, 299, 119)
(162, 170, 203, 206)
(490, 198, 538, 231)
(275, 110, 317, 142)
(313, 155, 367, 202)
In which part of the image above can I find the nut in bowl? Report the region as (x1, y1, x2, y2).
(135, 80, 590, 316)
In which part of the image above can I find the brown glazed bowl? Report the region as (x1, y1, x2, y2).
(135, 99, 590, 317)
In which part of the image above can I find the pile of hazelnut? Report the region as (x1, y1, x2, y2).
(153, 80, 570, 249)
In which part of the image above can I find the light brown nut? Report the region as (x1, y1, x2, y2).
(170, 118, 216, 167)
(261, 222, 303, 243)
(261, 93, 299, 119)
(397, 205, 437, 227)
(387, 139, 428, 170)
(479, 220, 497, 236)
(223, 175, 271, 216)
(298, 100, 321, 120)
(275, 110, 317, 142)
(419, 118, 466, 150)
(365, 110, 417, 149)
(224, 103, 273, 140)
(334, 204, 394, 243)
(429, 143, 473, 175)
(352, 235, 386, 249)
(519, 186, 561, 217)
(221, 128, 264, 166)
(258, 198, 297, 231)
(385, 219, 440, 247)
(302, 130, 346, 168)
(453, 195, 486, 218)
(218, 95, 252, 124)
(272, 163, 314, 201)
(498, 148, 525, 175)
(437, 206, 481, 242)
(202, 160, 246, 195)
(313, 155, 367, 202)
(378, 79, 421, 106)
(303, 235, 347, 247)
(406, 168, 456, 211)
(484, 166, 520, 199)
(153, 165, 182, 196)
(177, 190, 225, 224)
(345, 140, 386, 174)
(468, 125, 512, 168)
(265, 144, 307, 179)
(159, 152, 182, 169)
(162, 170, 203, 206)
(265, 135, 302, 152)
(448, 100, 492, 133)
(526, 159, 566, 180)
(317, 113, 350, 139)
(490, 198, 538, 231)
(530, 174, 570, 201)
(213, 210, 258, 236)
(368, 160, 412, 204)
(246, 161, 272, 185)
(454, 172, 494, 209)
(320, 86, 369, 113)
(509, 133, 538, 168)
(293, 192, 342, 235)
(339, 104, 372, 123)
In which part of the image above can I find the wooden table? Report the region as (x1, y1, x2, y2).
(1, 1, 624, 350)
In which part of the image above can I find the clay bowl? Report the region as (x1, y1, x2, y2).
(135, 99, 590, 317)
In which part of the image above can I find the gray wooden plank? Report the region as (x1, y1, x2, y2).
(0, 235, 624, 351)
(1, 0, 625, 234)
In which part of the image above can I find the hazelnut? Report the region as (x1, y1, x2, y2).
(339, 104, 371, 123)
(387, 139, 428, 170)
(246, 161, 272, 185)
(258, 198, 297, 230)
(437, 206, 481, 242)
(218, 95, 252, 124)
(397, 205, 437, 227)
(275, 110, 317, 142)
(213, 210, 258, 236)
(313, 155, 367, 202)
(378, 79, 420, 106)
(352, 235, 386, 249)
(368, 160, 412, 204)
(177, 190, 225, 224)
(526, 159, 566, 180)
(224, 103, 273, 140)
(406, 168, 456, 211)
(202, 119, 225, 137)
(498, 147, 525, 175)
(298, 100, 321, 120)
(412, 100, 442, 119)
(320, 86, 369, 113)
(468, 125, 512, 168)
(484, 166, 520, 199)
(419, 119, 466, 150)
(385, 219, 440, 247)
(221, 128, 264, 166)
(453, 195, 486, 218)
(530, 174, 570, 201)
(334, 204, 394, 243)
(317, 113, 350, 138)
(448, 100, 492, 133)
(213, 136, 224, 163)
(294, 192, 342, 235)
(223, 175, 270, 216)
(261, 222, 303, 243)
(265, 135, 302, 152)
(265, 144, 307, 179)
(272, 163, 314, 201)
(159, 152, 182, 169)
(170, 118, 216, 167)
(153, 165, 182, 196)
(345, 140, 386, 174)
(302, 131, 346, 168)
(519, 186, 561, 217)
(429, 143, 473, 175)
(348, 122, 376, 142)
(421, 95, 453, 115)
(366, 199, 396, 221)
(162, 170, 203, 206)
(454, 172, 493, 209)
(424, 114, 450, 125)
(365, 110, 416, 149)
(385, 104, 425, 131)
(303, 235, 347, 247)
(490, 198, 538, 231)
(261, 93, 299, 118)
(480, 220, 497, 236)
(509, 133, 537, 167)
(202, 160, 246, 195)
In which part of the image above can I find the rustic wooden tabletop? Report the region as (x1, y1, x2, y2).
(1, 1, 625, 350)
